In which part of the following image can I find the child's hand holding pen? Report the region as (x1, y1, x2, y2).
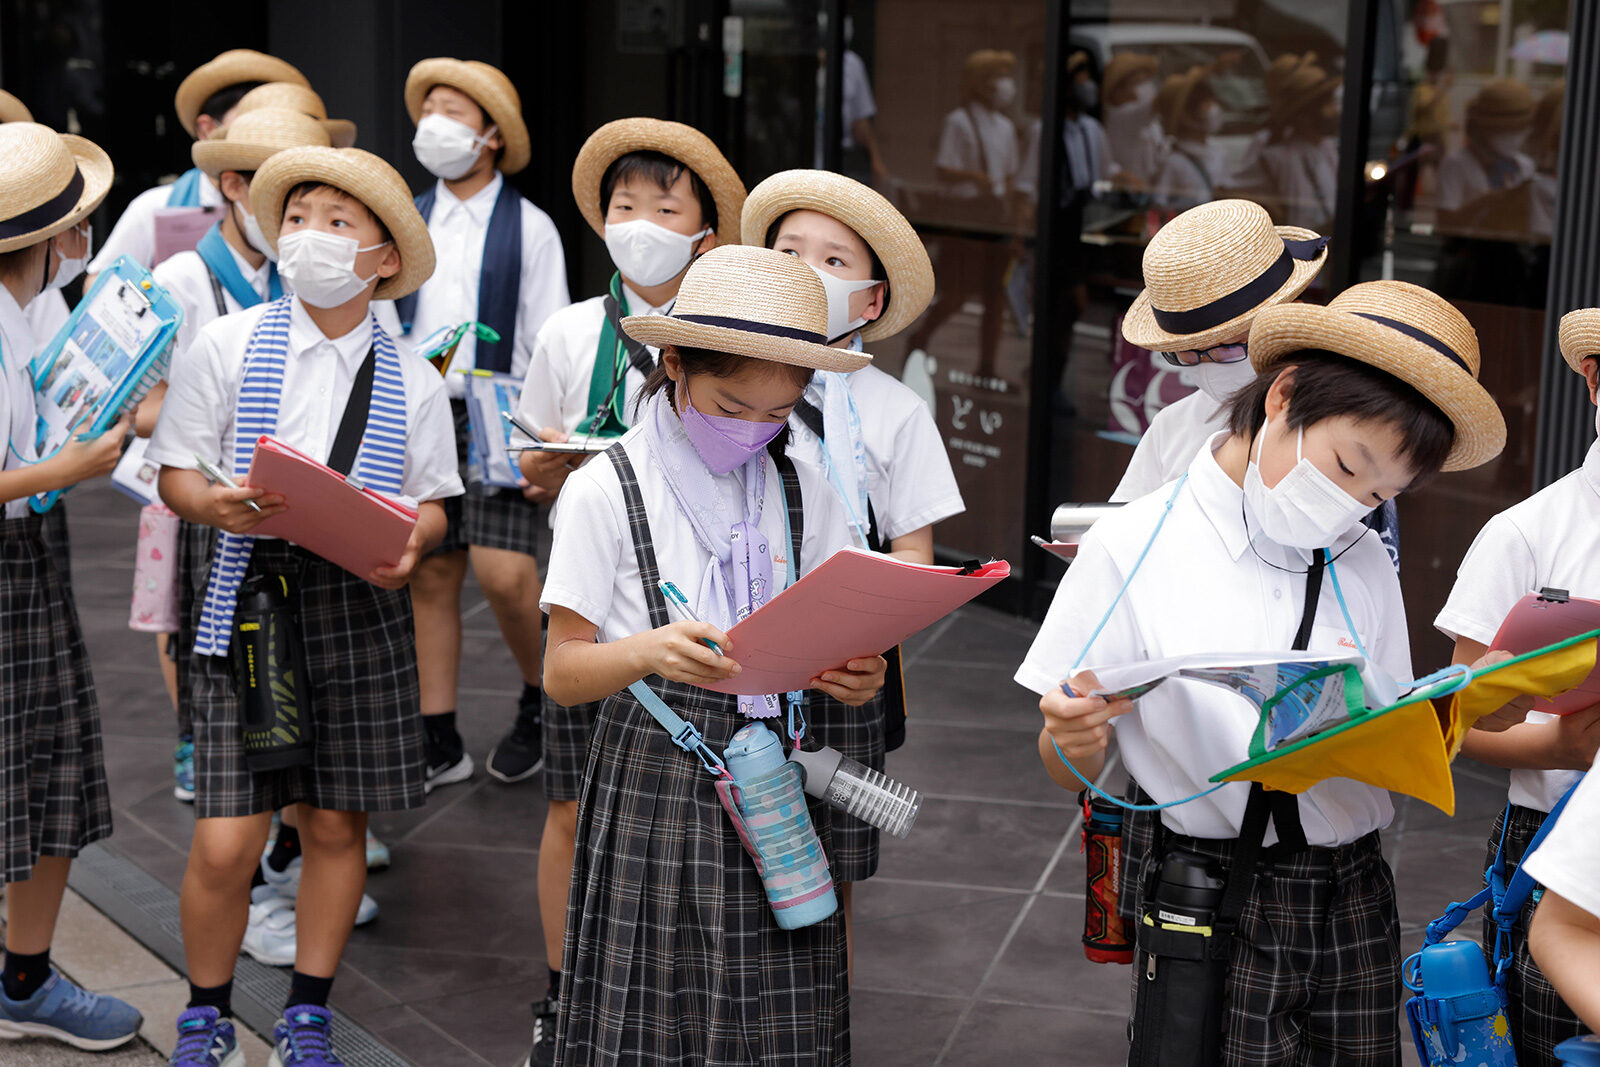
(627, 581, 740, 687)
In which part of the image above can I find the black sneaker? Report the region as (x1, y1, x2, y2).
(423, 729, 474, 794)
(487, 702, 544, 784)
(523, 995, 558, 1067)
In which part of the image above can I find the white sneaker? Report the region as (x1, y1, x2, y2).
(242, 887, 296, 967)
(424, 750, 475, 794)
(257, 856, 379, 926)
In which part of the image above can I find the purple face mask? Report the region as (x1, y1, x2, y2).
(677, 383, 787, 474)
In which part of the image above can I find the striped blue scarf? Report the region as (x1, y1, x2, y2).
(193, 297, 409, 656)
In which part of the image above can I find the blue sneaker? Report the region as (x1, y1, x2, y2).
(174, 734, 196, 803)
(0, 969, 142, 1050)
(268, 1005, 343, 1067)
(364, 830, 390, 871)
(169, 1006, 242, 1066)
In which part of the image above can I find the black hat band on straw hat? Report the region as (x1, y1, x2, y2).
(1351, 312, 1471, 374)
(674, 314, 826, 345)
(0, 167, 84, 240)
(1151, 235, 1329, 335)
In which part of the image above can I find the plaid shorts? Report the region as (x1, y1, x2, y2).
(1482, 804, 1587, 1067)
(431, 400, 539, 556)
(1129, 829, 1401, 1067)
(807, 692, 885, 882)
(541, 691, 598, 803)
(184, 538, 426, 818)
(0, 515, 113, 883)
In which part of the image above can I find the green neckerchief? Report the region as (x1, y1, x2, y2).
(585, 272, 636, 438)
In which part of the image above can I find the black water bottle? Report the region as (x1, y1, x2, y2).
(1151, 849, 1226, 931)
(231, 574, 314, 772)
(1129, 850, 1230, 1067)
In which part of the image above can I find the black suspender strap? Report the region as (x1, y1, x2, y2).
(792, 398, 825, 441)
(774, 452, 804, 571)
(205, 270, 229, 318)
(607, 443, 673, 631)
(326, 346, 376, 477)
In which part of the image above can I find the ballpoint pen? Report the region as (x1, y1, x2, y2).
(195, 453, 263, 513)
(659, 580, 723, 656)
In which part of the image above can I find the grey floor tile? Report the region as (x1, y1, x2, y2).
(400, 977, 545, 1067)
(349, 842, 543, 958)
(848, 988, 965, 1065)
(936, 1000, 1130, 1065)
(891, 721, 1078, 811)
(360, 1003, 498, 1067)
(852, 881, 1029, 1000)
(980, 892, 1134, 1015)
(874, 797, 1074, 891)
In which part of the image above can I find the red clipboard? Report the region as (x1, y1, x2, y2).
(242, 435, 417, 579)
(700, 547, 1010, 696)
(1490, 590, 1600, 714)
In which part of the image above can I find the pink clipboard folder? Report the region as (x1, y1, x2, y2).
(1490, 590, 1600, 714)
(242, 435, 417, 579)
(701, 547, 1010, 696)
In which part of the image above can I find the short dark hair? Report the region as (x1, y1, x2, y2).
(284, 181, 393, 244)
(600, 150, 717, 233)
(1226, 350, 1456, 479)
(638, 345, 812, 457)
(199, 81, 265, 124)
(764, 211, 892, 323)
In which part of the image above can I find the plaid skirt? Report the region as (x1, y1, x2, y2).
(542, 692, 599, 803)
(184, 537, 426, 817)
(40, 501, 71, 588)
(806, 692, 885, 882)
(0, 514, 112, 883)
(1482, 804, 1586, 1067)
(1128, 829, 1401, 1067)
(557, 678, 850, 1066)
(431, 399, 539, 556)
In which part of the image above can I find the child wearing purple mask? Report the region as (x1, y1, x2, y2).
(539, 245, 885, 1064)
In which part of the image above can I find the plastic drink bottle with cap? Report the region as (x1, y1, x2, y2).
(1081, 794, 1133, 963)
(231, 574, 314, 772)
(787, 744, 921, 838)
(721, 723, 838, 930)
(1403, 939, 1515, 1067)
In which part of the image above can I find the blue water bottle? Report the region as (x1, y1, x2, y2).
(720, 723, 838, 930)
(1556, 1035, 1600, 1066)
(1403, 939, 1516, 1067)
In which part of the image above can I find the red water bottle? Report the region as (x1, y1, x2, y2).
(1081, 793, 1134, 964)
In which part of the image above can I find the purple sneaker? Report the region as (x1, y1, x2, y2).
(268, 1004, 343, 1067)
(169, 1006, 241, 1066)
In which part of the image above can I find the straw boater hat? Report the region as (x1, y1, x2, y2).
(404, 59, 530, 174)
(741, 170, 934, 343)
(620, 245, 870, 375)
(1264, 52, 1317, 98)
(571, 118, 746, 248)
(174, 49, 308, 139)
(1465, 78, 1536, 132)
(1122, 199, 1329, 352)
(1161, 65, 1213, 134)
(1558, 309, 1600, 374)
(1103, 52, 1159, 106)
(1249, 280, 1504, 472)
(236, 82, 356, 149)
(192, 109, 332, 182)
(0, 90, 32, 124)
(1269, 62, 1340, 128)
(0, 123, 112, 254)
(250, 146, 435, 301)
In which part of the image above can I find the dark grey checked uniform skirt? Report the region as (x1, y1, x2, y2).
(542, 692, 599, 803)
(805, 692, 884, 883)
(0, 514, 112, 883)
(555, 443, 849, 1066)
(431, 398, 540, 556)
(181, 531, 426, 818)
(1127, 824, 1401, 1067)
(1481, 804, 1586, 1067)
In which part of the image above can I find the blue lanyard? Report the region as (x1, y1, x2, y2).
(196, 223, 281, 310)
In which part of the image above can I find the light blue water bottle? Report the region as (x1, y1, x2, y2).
(720, 722, 838, 930)
(1556, 1035, 1600, 1066)
(1403, 939, 1516, 1067)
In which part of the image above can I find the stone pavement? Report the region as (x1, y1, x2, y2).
(53, 478, 1504, 1065)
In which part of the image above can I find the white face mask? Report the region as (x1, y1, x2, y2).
(990, 77, 1018, 109)
(44, 224, 91, 292)
(1183, 357, 1256, 405)
(1242, 418, 1372, 550)
(276, 229, 389, 309)
(412, 113, 497, 181)
(1485, 130, 1529, 160)
(808, 264, 882, 344)
(234, 202, 277, 262)
(604, 219, 709, 289)
(1204, 105, 1226, 135)
(1132, 80, 1158, 107)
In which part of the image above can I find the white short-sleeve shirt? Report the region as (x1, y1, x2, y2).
(406, 174, 570, 398)
(935, 105, 1020, 198)
(1521, 765, 1600, 920)
(88, 176, 225, 275)
(1110, 390, 1230, 503)
(541, 424, 852, 644)
(146, 295, 463, 505)
(151, 242, 274, 363)
(0, 286, 39, 519)
(1015, 432, 1409, 845)
(1433, 440, 1600, 812)
(786, 363, 964, 544)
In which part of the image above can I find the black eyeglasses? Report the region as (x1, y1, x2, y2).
(1159, 343, 1251, 368)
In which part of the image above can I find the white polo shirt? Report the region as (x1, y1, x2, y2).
(515, 284, 672, 439)
(541, 412, 851, 644)
(88, 176, 225, 275)
(147, 295, 463, 505)
(1433, 440, 1600, 812)
(152, 242, 274, 361)
(1522, 766, 1600, 920)
(0, 285, 39, 519)
(786, 363, 964, 544)
(1111, 390, 1230, 502)
(1015, 432, 1408, 845)
(935, 105, 1020, 198)
(406, 174, 569, 398)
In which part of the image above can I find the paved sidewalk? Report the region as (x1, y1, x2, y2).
(60, 479, 1506, 1065)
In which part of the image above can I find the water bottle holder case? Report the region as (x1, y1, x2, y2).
(1129, 917, 1232, 1067)
(230, 570, 315, 774)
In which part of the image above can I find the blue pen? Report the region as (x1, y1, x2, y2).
(658, 580, 723, 656)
